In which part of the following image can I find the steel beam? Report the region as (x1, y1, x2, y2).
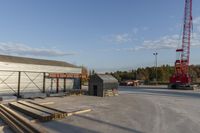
(43, 72, 46, 93)
(56, 78, 59, 93)
(64, 78, 66, 92)
(17, 71, 21, 97)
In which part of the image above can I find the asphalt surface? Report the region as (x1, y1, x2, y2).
(1, 86, 200, 133)
(118, 86, 200, 133)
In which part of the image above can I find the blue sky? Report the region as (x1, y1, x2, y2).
(0, 0, 200, 72)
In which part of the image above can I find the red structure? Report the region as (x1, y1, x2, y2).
(169, 0, 193, 88)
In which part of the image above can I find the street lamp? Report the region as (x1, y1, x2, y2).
(153, 52, 158, 85)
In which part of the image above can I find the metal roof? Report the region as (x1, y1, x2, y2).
(97, 74, 118, 83)
(0, 54, 78, 68)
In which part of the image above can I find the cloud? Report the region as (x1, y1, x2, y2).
(132, 28, 139, 34)
(119, 33, 200, 52)
(193, 17, 200, 32)
(140, 34, 180, 50)
(105, 33, 132, 44)
(104, 27, 149, 44)
(0, 42, 76, 57)
(115, 16, 200, 51)
(142, 27, 149, 31)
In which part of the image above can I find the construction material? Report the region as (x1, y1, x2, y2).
(0, 110, 24, 133)
(67, 109, 92, 116)
(29, 101, 91, 117)
(169, 0, 193, 89)
(9, 100, 91, 122)
(47, 92, 66, 97)
(27, 101, 67, 114)
(0, 96, 17, 103)
(39, 102, 54, 105)
(0, 104, 46, 133)
(9, 101, 67, 121)
(21, 93, 47, 99)
(9, 102, 50, 121)
(104, 89, 119, 97)
(18, 101, 64, 119)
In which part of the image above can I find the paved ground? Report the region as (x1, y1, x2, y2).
(1, 86, 200, 133)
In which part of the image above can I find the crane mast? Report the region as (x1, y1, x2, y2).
(169, 0, 192, 88)
(181, 0, 192, 73)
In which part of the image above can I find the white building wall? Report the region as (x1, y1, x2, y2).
(0, 62, 81, 95)
(0, 62, 81, 73)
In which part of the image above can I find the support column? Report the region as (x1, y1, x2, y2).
(79, 77, 82, 90)
(50, 78, 53, 92)
(56, 78, 59, 93)
(43, 72, 46, 93)
(64, 78, 66, 92)
(17, 71, 21, 98)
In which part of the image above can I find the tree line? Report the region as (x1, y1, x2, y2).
(105, 65, 200, 84)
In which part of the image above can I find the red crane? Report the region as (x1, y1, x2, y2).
(169, 0, 193, 89)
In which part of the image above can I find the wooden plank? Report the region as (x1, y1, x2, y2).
(67, 109, 92, 116)
(0, 109, 24, 133)
(17, 101, 64, 119)
(0, 107, 34, 133)
(27, 101, 67, 118)
(9, 102, 50, 121)
(0, 104, 46, 133)
(39, 102, 54, 105)
(18, 101, 57, 114)
(28, 101, 67, 114)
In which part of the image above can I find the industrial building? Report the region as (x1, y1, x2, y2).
(0, 54, 82, 97)
(89, 74, 118, 97)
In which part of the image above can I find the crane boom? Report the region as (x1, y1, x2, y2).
(181, 0, 192, 73)
(169, 0, 193, 89)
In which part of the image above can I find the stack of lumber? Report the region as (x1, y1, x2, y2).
(104, 89, 119, 97)
(0, 104, 47, 133)
(8, 101, 92, 122)
(9, 101, 66, 121)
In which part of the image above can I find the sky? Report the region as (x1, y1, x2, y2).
(0, 0, 200, 72)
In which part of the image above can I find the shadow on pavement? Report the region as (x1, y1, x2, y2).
(76, 115, 144, 133)
(119, 88, 200, 99)
(42, 120, 101, 133)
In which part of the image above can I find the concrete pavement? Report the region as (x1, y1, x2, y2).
(1, 86, 200, 133)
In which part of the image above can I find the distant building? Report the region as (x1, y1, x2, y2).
(89, 74, 118, 97)
(120, 80, 142, 86)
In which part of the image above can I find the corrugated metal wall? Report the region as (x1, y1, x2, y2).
(0, 62, 81, 96)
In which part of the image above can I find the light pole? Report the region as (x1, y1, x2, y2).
(153, 52, 158, 85)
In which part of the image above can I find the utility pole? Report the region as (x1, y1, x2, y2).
(153, 52, 158, 85)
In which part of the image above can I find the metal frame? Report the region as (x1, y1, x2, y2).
(0, 72, 17, 94)
(0, 70, 81, 97)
